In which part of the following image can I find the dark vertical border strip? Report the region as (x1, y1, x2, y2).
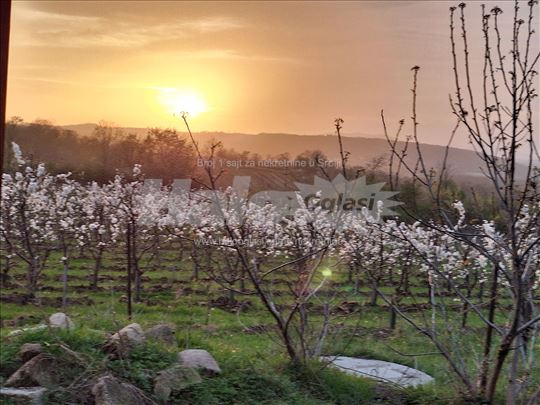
(0, 0, 12, 181)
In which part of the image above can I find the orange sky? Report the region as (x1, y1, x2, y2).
(6, 1, 538, 149)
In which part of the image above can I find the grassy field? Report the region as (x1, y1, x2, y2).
(1, 249, 537, 404)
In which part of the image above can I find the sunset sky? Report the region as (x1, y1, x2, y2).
(6, 1, 538, 149)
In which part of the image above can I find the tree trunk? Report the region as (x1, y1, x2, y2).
(370, 285, 378, 306)
(403, 268, 410, 294)
(1, 253, 11, 288)
(27, 260, 38, 299)
(77, 244, 86, 259)
(478, 266, 498, 394)
(62, 259, 69, 308)
(133, 223, 141, 303)
(126, 222, 133, 320)
(486, 335, 514, 403)
(477, 282, 485, 302)
(134, 262, 141, 302)
(240, 267, 246, 292)
(460, 273, 471, 329)
(389, 307, 397, 329)
(154, 239, 161, 270)
(461, 301, 469, 329)
(91, 247, 104, 290)
(191, 243, 199, 280)
(506, 336, 521, 405)
(353, 265, 360, 294)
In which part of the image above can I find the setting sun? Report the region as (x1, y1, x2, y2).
(157, 88, 208, 117)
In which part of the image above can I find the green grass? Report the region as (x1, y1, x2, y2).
(0, 327, 380, 404)
(1, 248, 538, 404)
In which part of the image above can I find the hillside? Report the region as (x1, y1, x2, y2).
(62, 123, 526, 182)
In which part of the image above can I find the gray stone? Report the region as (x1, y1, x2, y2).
(18, 343, 43, 363)
(177, 349, 221, 375)
(0, 387, 47, 405)
(4, 354, 58, 388)
(49, 313, 74, 329)
(92, 375, 156, 405)
(154, 364, 202, 401)
(112, 323, 146, 345)
(104, 323, 145, 357)
(320, 356, 434, 387)
(145, 324, 176, 345)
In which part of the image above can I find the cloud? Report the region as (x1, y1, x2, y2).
(16, 7, 102, 24)
(170, 49, 302, 64)
(11, 5, 244, 48)
(9, 76, 127, 89)
(184, 17, 244, 33)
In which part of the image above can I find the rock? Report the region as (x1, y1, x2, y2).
(7, 324, 47, 337)
(57, 343, 86, 363)
(103, 323, 145, 357)
(4, 354, 58, 387)
(113, 323, 146, 345)
(154, 364, 202, 401)
(92, 375, 156, 405)
(49, 313, 74, 329)
(177, 349, 221, 375)
(18, 343, 43, 363)
(0, 387, 47, 405)
(320, 356, 434, 387)
(145, 324, 176, 345)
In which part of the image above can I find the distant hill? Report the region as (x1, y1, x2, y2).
(62, 123, 529, 182)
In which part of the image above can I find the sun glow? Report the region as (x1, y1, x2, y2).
(157, 88, 208, 117)
(321, 268, 332, 278)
